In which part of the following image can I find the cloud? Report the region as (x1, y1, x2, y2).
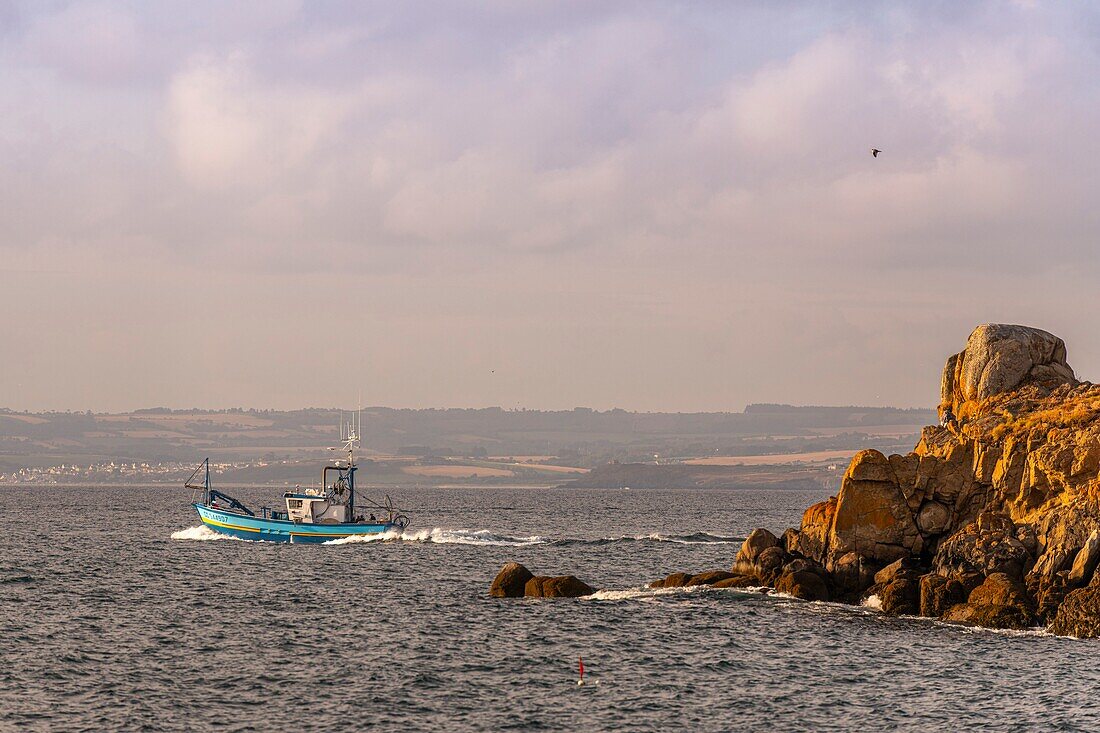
(166, 53, 349, 191)
(1, 1, 1100, 410)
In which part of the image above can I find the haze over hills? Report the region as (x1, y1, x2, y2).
(0, 403, 935, 488)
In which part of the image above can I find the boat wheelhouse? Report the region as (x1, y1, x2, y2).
(187, 416, 409, 543)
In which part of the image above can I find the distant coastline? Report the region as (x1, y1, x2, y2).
(0, 404, 932, 489)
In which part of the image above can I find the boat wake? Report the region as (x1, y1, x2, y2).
(171, 525, 249, 542)
(170, 525, 742, 548)
(324, 527, 548, 546)
(324, 529, 743, 547)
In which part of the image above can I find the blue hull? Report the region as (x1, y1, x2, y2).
(194, 503, 397, 544)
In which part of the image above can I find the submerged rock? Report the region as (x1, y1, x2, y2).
(492, 563, 595, 598)
(490, 562, 534, 598)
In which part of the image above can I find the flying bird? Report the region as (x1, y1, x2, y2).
(870, 148, 882, 157)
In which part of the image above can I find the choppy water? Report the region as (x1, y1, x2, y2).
(1, 485, 1097, 731)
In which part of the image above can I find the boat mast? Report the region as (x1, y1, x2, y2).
(345, 407, 359, 518)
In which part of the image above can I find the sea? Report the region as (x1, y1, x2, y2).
(1, 484, 1097, 732)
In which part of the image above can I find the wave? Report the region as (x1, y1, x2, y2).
(323, 527, 547, 546)
(170, 525, 249, 542)
(584, 584, 718, 601)
(552, 532, 744, 547)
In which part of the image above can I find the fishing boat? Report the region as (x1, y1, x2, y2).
(186, 416, 410, 543)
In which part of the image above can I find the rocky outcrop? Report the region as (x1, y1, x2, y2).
(736, 324, 1100, 634)
(878, 577, 921, 616)
(940, 324, 1075, 411)
(862, 558, 924, 615)
(1027, 573, 1071, 625)
(794, 498, 836, 560)
(490, 562, 534, 597)
(753, 547, 791, 585)
(942, 602, 1031, 630)
(494, 324, 1100, 634)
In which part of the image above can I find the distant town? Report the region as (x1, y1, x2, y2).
(1, 460, 259, 485)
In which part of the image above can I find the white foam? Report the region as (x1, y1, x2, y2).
(930, 619, 1055, 638)
(861, 594, 883, 610)
(621, 533, 742, 545)
(584, 584, 739, 601)
(323, 527, 546, 547)
(171, 525, 246, 541)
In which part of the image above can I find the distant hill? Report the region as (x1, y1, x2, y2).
(0, 404, 936, 485)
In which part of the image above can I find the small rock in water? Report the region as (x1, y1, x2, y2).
(489, 562, 534, 598)
(685, 570, 736, 586)
(649, 572, 693, 589)
(525, 575, 595, 598)
(711, 575, 761, 589)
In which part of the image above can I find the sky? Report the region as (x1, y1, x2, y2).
(2, 0, 1099, 413)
